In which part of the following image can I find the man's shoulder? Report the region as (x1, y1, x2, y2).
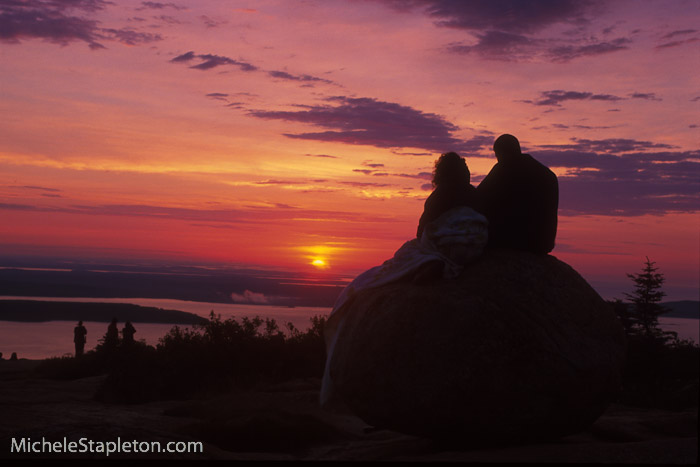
(524, 154, 556, 175)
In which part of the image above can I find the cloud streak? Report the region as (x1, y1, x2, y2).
(170, 51, 258, 71)
(249, 96, 491, 153)
(0, 0, 163, 48)
(377, 0, 636, 63)
(0, 201, 398, 225)
(386, 0, 593, 34)
(530, 140, 699, 216)
(547, 37, 630, 62)
(268, 70, 334, 85)
(136, 2, 186, 11)
(523, 90, 663, 107)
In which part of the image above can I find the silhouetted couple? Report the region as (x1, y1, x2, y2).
(418, 134, 558, 255)
(102, 318, 137, 350)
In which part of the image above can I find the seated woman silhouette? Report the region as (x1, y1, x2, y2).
(321, 151, 487, 407)
(417, 152, 479, 238)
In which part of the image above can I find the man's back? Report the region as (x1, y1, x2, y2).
(74, 325, 87, 343)
(477, 153, 558, 254)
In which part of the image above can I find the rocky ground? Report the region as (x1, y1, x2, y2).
(0, 360, 697, 462)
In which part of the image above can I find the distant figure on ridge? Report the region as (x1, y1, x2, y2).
(104, 317, 119, 348)
(417, 152, 479, 239)
(74, 320, 87, 357)
(122, 321, 136, 344)
(476, 134, 558, 254)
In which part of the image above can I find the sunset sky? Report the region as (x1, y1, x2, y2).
(1, 0, 698, 301)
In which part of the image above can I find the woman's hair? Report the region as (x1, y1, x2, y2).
(432, 152, 470, 188)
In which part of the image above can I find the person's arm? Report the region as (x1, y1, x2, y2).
(475, 166, 500, 217)
(417, 191, 437, 238)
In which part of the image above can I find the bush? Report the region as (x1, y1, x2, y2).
(35, 352, 104, 380)
(618, 334, 699, 409)
(91, 312, 328, 403)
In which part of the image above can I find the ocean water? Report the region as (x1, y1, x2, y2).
(0, 296, 697, 360)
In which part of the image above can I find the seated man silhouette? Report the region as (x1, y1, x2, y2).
(417, 152, 479, 239)
(476, 134, 558, 254)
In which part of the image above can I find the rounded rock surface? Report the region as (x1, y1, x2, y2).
(327, 249, 626, 441)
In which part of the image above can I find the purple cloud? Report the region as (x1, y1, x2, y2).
(447, 30, 535, 60)
(394, 172, 432, 180)
(249, 96, 490, 153)
(268, 70, 333, 85)
(547, 37, 630, 62)
(377, 1, 636, 64)
(101, 28, 161, 45)
(169, 51, 257, 71)
(449, 34, 631, 62)
(136, 2, 186, 11)
(525, 141, 699, 216)
(199, 15, 226, 28)
(303, 153, 338, 159)
(524, 90, 624, 107)
(170, 50, 195, 62)
(10, 185, 62, 193)
(0, 201, 396, 224)
(353, 169, 373, 175)
(380, 0, 594, 34)
(661, 29, 697, 40)
(0, 0, 105, 48)
(339, 181, 392, 188)
(656, 36, 699, 49)
(192, 54, 257, 71)
(629, 92, 662, 101)
(0, 0, 165, 48)
(539, 138, 675, 153)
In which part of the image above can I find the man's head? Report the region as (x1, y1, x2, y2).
(493, 134, 521, 162)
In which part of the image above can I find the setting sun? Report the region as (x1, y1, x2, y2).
(311, 259, 328, 268)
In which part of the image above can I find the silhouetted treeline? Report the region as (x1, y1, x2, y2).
(608, 299, 699, 409)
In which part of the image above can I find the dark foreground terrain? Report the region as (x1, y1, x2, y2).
(0, 360, 696, 462)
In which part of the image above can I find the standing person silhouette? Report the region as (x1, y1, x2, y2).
(476, 134, 558, 254)
(122, 321, 136, 344)
(74, 320, 87, 357)
(104, 317, 119, 348)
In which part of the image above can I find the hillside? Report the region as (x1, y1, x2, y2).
(0, 300, 208, 324)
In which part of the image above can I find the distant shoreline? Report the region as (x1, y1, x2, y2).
(658, 300, 700, 319)
(0, 300, 208, 325)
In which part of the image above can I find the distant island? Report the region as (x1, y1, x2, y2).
(0, 300, 208, 324)
(662, 301, 700, 319)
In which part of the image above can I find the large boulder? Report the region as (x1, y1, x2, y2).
(326, 249, 626, 442)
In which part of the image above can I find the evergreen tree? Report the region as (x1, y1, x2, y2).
(624, 257, 669, 337)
